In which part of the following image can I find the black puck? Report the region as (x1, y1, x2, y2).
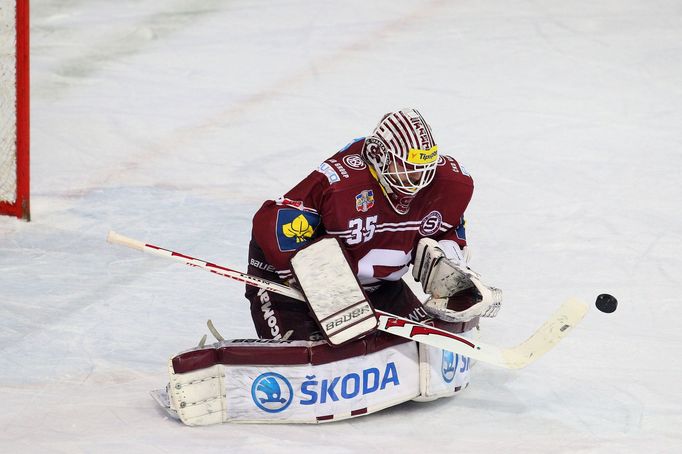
(595, 294, 618, 313)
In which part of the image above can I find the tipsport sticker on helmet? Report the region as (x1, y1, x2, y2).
(276, 209, 321, 252)
(407, 146, 438, 164)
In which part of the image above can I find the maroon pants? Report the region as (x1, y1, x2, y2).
(245, 239, 476, 341)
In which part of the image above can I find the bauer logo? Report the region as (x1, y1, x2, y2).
(325, 303, 372, 333)
(251, 372, 294, 413)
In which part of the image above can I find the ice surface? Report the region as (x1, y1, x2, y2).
(1, 0, 681, 452)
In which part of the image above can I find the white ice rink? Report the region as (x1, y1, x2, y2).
(1, 0, 681, 452)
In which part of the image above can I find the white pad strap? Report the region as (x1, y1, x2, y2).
(290, 237, 377, 345)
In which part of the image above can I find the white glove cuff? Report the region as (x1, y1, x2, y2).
(437, 240, 468, 264)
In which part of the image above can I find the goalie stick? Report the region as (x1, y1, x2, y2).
(107, 230, 588, 369)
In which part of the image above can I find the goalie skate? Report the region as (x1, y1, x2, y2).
(150, 388, 180, 420)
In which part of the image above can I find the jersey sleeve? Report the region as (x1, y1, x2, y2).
(432, 156, 474, 248)
(250, 169, 329, 279)
(437, 216, 468, 248)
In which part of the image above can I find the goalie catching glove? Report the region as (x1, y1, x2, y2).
(413, 238, 502, 322)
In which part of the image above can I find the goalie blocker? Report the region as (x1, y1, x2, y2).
(290, 237, 378, 346)
(153, 332, 473, 425)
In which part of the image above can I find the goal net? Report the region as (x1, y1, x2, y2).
(0, 0, 30, 221)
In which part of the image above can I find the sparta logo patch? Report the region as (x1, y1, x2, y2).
(419, 210, 443, 236)
(343, 154, 367, 170)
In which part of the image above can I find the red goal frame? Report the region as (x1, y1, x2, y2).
(0, 0, 30, 221)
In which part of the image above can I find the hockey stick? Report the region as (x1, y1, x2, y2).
(107, 230, 588, 369)
(106, 231, 302, 300)
(376, 301, 586, 369)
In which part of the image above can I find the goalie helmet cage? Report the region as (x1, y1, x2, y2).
(0, 0, 30, 221)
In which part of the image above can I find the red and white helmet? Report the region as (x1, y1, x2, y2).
(362, 109, 438, 214)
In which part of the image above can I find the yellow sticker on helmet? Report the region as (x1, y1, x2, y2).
(407, 146, 438, 164)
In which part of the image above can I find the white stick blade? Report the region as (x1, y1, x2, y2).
(106, 230, 145, 251)
(501, 298, 588, 369)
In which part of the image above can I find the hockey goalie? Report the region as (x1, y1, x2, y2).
(152, 109, 503, 424)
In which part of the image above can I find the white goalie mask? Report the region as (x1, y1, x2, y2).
(362, 109, 438, 214)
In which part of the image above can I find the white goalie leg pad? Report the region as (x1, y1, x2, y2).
(413, 329, 475, 402)
(167, 362, 226, 425)
(290, 237, 377, 345)
(157, 337, 421, 425)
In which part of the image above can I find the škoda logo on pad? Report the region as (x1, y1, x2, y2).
(251, 372, 293, 413)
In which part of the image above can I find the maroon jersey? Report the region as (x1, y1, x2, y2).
(250, 138, 474, 290)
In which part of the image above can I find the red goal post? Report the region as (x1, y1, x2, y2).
(0, 0, 30, 221)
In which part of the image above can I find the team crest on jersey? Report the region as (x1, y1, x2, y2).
(419, 210, 443, 236)
(343, 154, 367, 170)
(276, 209, 321, 251)
(355, 190, 375, 212)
